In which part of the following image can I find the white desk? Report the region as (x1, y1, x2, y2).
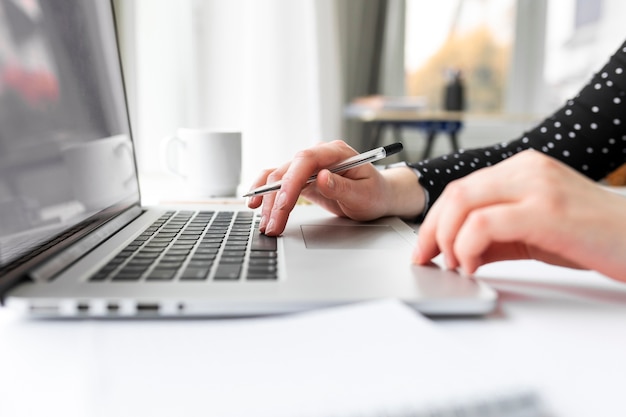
(3, 180, 626, 416)
(1, 260, 625, 416)
(450, 261, 626, 416)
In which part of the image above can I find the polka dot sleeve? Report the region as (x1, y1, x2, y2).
(407, 39, 626, 220)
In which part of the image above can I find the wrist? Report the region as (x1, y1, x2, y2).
(381, 165, 425, 220)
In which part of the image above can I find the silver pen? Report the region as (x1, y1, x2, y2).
(243, 142, 403, 197)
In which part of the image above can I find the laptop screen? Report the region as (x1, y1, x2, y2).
(0, 0, 140, 267)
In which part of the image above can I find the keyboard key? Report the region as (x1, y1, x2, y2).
(249, 258, 277, 266)
(146, 269, 177, 281)
(156, 261, 183, 270)
(140, 246, 166, 253)
(188, 259, 213, 269)
(149, 238, 173, 245)
(112, 269, 144, 281)
(247, 272, 278, 280)
(126, 258, 154, 267)
(190, 253, 216, 262)
(88, 209, 269, 285)
(220, 257, 244, 264)
(194, 247, 219, 255)
(161, 255, 187, 263)
(180, 267, 210, 281)
(222, 250, 245, 258)
(251, 231, 277, 251)
(249, 251, 277, 259)
(165, 249, 191, 256)
(214, 264, 241, 280)
(134, 251, 161, 259)
(90, 267, 114, 281)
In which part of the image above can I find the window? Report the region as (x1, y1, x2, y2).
(404, 0, 516, 113)
(575, 0, 602, 28)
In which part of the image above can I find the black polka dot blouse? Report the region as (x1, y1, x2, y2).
(408, 40, 626, 220)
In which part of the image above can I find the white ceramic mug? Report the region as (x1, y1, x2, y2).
(161, 129, 242, 197)
(63, 134, 137, 210)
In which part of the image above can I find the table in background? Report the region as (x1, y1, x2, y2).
(344, 96, 464, 159)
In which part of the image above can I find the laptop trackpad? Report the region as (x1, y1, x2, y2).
(301, 225, 409, 250)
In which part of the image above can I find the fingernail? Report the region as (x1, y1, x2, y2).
(411, 243, 422, 263)
(442, 255, 452, 271)
(275, 191, 287, 209)
(266, 218, 275, 235)
(458, 267, 470, 277)
(443, 253, 458, 270)
(259, 215, 268, 231)
(327, 173, 335, 190)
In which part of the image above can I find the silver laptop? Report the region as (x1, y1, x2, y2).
(0, 0, 496, 318)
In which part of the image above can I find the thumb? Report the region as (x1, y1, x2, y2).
(314, 167, 386, 222)
(316, 169, 355, 201)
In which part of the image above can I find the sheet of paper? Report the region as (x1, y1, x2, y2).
(0, 300, 541, 417)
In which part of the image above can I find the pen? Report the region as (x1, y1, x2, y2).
(243, 142, 403, 197)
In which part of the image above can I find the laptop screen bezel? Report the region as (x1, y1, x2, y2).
(0, 0, 143, 300)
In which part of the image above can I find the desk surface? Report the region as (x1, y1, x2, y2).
(2, 192, 626, 416)
(345, 102, 464, 123)
(345, 95, 540, 124)
(2, 260, 625, 416)
(451, 261, 626, 417)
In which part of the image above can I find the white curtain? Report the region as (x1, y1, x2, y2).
(117, 0, 343, 192)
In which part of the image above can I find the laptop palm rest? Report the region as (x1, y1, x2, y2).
(301, 225, 407, 250)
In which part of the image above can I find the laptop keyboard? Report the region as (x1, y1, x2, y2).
(89, 210, 277, 282)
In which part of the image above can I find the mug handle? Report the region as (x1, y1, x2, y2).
(114, 141, 137, 187)
(160, 135, 186, 179)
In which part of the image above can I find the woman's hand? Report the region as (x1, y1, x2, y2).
(247, 140, 425, 236)
(413, 150, 626, 282)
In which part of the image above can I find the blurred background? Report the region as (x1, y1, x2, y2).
(112, 0, 626, 194)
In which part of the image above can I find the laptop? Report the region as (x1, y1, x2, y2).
(0, 0, 496, 318)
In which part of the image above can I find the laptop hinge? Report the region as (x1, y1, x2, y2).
(29, 206, 144, 284)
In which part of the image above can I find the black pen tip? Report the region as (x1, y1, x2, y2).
(383, 142, 403, 156)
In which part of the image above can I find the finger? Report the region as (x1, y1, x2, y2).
(265, 141, 359, 235)
(418, 160, 530, 268)
(247, 168, 276, 209)
(453, 203, 532, 274)
(413, 200, 443, 265)
(312, 165, 386, 220)
(433, 180, 517, 269)
(477, 243, 585, 270)
(259, 164, 290, 232)
(414, 180, 492, 267)
(277, 140, 359, 194)
(298, 169, 345, 217)
(432, 182, 472, 270)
